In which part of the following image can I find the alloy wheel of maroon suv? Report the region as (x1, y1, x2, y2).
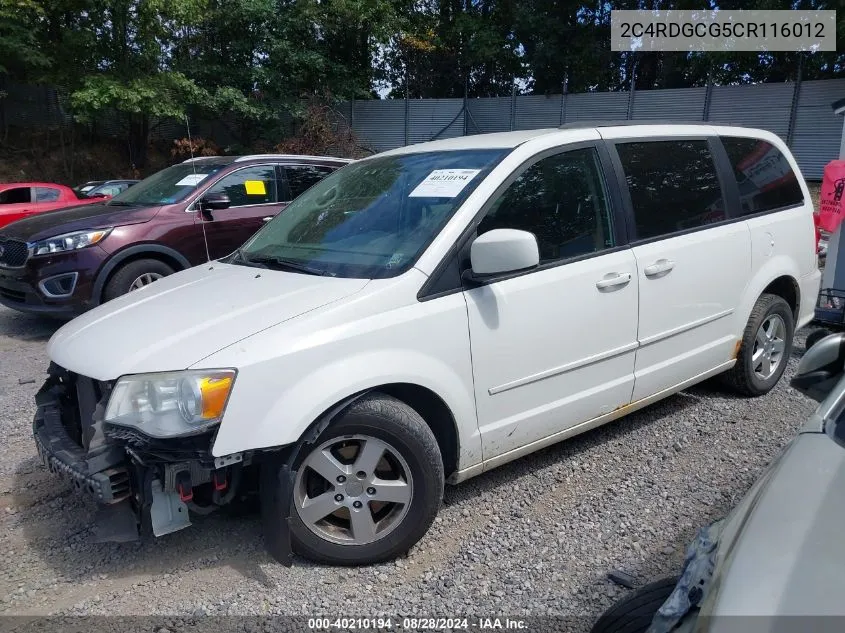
(0, 155, 350, 318)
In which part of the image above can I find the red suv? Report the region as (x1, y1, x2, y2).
(0, 155, 350, 317)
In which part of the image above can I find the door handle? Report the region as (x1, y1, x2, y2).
(596, 272, 632, 290)
(262, 216, 273, 223)
(644, 259, 675, 277)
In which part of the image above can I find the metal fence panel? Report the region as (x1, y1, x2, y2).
(631, 87, 707, 120)
(515, 94, 563, 130)
(466, 97, 512, 134)
(2, 83, 69, 127)
(790, 79, 845, 180)
(564, 92, 630, 122)
(708, 83, 794, 138)
(351, 99, 406, 152)
(6, 79, 845, 179)
(408, 98, 464, 144)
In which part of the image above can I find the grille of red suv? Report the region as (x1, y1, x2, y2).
(0, 237, 28, 267)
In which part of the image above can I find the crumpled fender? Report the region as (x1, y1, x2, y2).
(648, 519, 724, 633)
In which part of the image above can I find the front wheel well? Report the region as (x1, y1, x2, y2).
(368, 384, 459, 479)
(762, 275, 800, 321)
(98, 250, 188, 302)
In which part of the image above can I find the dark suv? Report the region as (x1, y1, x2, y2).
(0, 154, 350, 317)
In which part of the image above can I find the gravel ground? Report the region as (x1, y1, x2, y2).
(0, 304, 821, 629)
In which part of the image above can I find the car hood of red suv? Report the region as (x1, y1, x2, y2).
(0, 202, 160, 241)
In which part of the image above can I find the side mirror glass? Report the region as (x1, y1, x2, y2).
(467, 229, 539, 279)
(201, 192, 231, 211)
(790, 331, 845, 402)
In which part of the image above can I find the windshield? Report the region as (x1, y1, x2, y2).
(236, 149, 508, 278)
(108, 163, 227, 206)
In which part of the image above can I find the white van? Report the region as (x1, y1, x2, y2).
(34, 124, 820, 565)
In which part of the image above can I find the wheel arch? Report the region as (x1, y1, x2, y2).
(735, 257, 802, 338)
(762, 275, 800, 322)
(371, 383, 460, 479)
(259, 383, 461, 480)
(93, 244, 191, 305)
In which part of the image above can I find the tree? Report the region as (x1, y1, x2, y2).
(379, 0, 525, 99)
(0, 0, 51, 80)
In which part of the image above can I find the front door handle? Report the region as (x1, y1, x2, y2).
(644, 258, 675, 277)
(262, 216, 273, 223)
(596, 272, 632, 290)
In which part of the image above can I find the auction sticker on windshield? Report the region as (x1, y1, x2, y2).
(409, 169, 481, 198)
(175, 174, 209, 187)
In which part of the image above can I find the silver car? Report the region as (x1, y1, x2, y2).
(592, 331, 845, 633)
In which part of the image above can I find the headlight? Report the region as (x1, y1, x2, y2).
(104, 369, 236, 438)
(32, 229, 112, 256)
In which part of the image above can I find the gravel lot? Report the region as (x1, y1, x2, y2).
(0, 303, 820, 628)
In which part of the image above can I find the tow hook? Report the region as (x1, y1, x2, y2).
(213, 469, 228, 492)
(175, 470, 193, 502)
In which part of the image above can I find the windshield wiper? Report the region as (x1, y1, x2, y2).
(241, 254, 328, 276)
(106, 200, 140, 207)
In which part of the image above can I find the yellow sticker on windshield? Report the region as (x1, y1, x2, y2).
(244, 180, 266, 196)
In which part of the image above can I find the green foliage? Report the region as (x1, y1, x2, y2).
(0, 0, 50, 77)
(1, 0, 844, 164)
(71, 73, 205, 121)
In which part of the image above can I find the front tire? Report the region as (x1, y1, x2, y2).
(591, 576, 679, 633)
(103, 258, 175, 302)
(722, 293, 794, 397)
(267, 394, 444, 565)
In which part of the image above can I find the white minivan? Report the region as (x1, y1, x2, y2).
(34, 123, 820, 565)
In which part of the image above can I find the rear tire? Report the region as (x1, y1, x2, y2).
(722, 293, 794, 397)
(103, 258, 174, 302)
(591, 576, 679, 633)
(265, 393, 444, 565)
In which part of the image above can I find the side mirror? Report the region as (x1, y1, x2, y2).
(465, 229, 539, 281)
(200, 192, 231, 211)
(790, 331, 845, 402)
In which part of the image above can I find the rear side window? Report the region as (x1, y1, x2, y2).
(285, 165, 336, 200)
(0, 187, 32, 204)
(616, 140, 725, 240)
(721, 136, 804, 215)
(35, 187, 61, 202)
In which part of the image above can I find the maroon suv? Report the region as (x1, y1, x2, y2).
(0, 154, 350, 317)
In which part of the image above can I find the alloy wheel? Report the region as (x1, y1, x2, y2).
(128, 272, 163, 291)
(294, 434, 413, 546)
(752, 314, 787, 380)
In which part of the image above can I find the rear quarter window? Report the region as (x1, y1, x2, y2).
(720, 136, 804, 215)
(35, 187, 61, 202)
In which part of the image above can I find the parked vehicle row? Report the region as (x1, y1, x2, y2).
(74, 179, 140, 198)
(28, 123, 820, 566)
(0, 180, 140, 231)
(0, 156, 349, 315)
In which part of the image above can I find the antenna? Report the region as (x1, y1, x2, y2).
(185, 114, 212, 263)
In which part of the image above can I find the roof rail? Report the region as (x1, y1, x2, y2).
(558, 120, 718, 129)
(182, 154, 355, 164)
(233, 154, 355, 163)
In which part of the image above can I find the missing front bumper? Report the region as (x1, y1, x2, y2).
(31, 366, 233, 543)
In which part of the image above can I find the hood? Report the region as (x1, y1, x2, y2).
(704, 433, 845, 620)
(0, 202, 160, 241)
(47, 263, 370, 380)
